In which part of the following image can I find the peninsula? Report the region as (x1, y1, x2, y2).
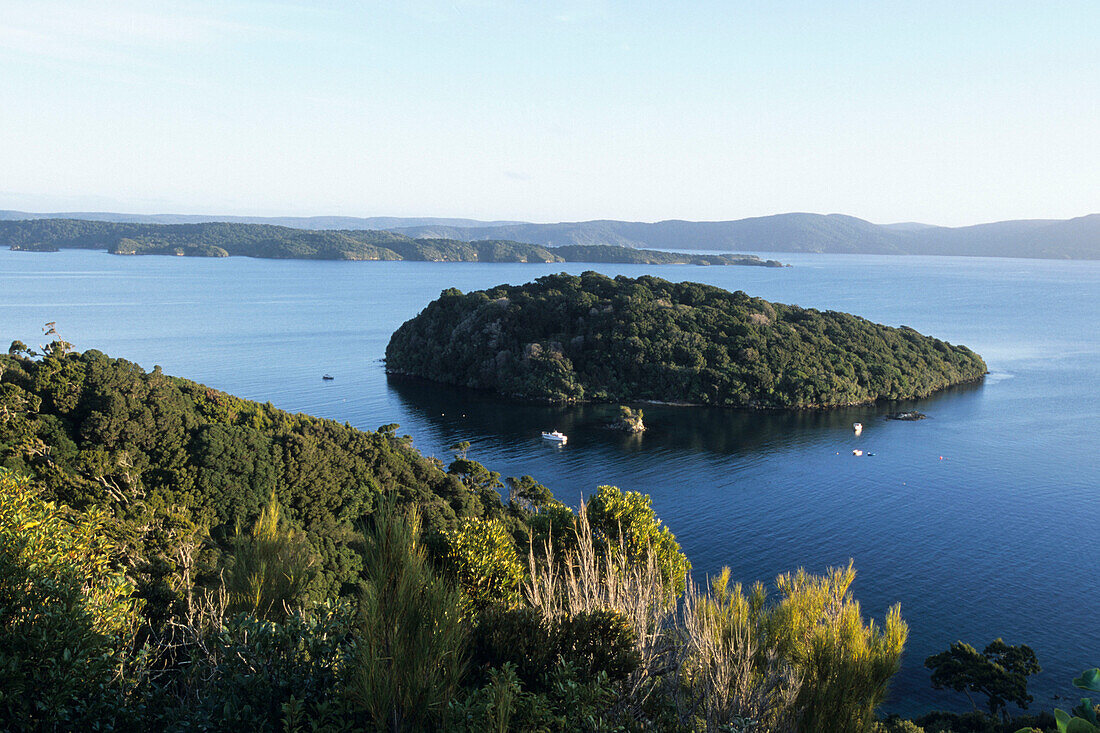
(0, 219, 781, 266)
(385, 272, 987, 407)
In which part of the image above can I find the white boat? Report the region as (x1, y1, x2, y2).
(541, 430, 568, 444)
(853, 422, 863, 434)
(852, 449, 863, 456)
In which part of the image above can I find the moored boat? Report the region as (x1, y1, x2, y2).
(541, 430, 567, 443)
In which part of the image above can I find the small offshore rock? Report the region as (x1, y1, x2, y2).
(886, 411, 927, 421)
(610, 406, 646, 433)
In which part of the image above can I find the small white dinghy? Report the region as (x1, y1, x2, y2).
(852, 449, 863, 456)
(541, 430, 568, 444)
(853, 422, 863, 434)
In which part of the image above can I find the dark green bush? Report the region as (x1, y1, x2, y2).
(469, 606, 640, 690)
(139, 603, 355, 730)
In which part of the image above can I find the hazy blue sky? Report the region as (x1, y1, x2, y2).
(1, 1, 1096, 225)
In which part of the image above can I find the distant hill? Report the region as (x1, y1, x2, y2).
(2, 210, 1096, 259)
(392, 213, 1100, 259)
(393, 214, 909, 254)
(0, 219, 777, 266)
(0, 210, 519, 230)
(910, 215, 1100, 259)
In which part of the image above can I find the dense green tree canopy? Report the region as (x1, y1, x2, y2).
(0, 344, 524, 615)
(385, 271, 987, 407)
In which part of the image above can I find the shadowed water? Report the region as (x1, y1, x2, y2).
(1, 249, 1097, 716)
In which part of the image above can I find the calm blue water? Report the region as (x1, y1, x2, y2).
(2, 249, 1097, 716)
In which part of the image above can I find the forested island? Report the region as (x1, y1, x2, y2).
(0, 218, 781, 266)
(0, 339, 1069, 731)
(385, 272, 987, 407)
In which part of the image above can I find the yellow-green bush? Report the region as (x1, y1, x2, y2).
(766, 562, 908, 733)
(0, 468, 142, 728)
(445, 516, 525, 611)
(223, 488, 316, 620)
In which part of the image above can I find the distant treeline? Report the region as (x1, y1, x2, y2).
(0, 218, 781, 266)
(386, 272, 987, 407)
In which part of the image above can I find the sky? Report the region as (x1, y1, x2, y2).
(0, 1, 1097, 226)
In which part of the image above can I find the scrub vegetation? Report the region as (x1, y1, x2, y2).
(0, 337, 1052, 732)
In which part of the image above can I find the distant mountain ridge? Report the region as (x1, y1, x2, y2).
(2, 210, 1097, 259)
(0, 210, 521, 230)
(391, 213, 1100, 260)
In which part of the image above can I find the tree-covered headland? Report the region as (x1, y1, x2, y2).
(0, 338, 930, 731)
(0, 218, 782, 266)
(385, 272, 987, 407)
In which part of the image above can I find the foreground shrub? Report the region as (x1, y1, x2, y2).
(672, 562, 906, 733)
(141, 601, 355, 730)
(526, 496, 680, 715)
(345, 498, 468, 730)
(677, 568, 800, 732)
(447, 659, 624, 733)
(913, 708, 1056, 732)
(767, 562, 908, 733)
(0, 468, 142, 729)
(223, 488, 317, 621)
(469, 605, 640, 689)
(444, 516, 525, 611)
(586, 484, 690, 600)
(873, 717, 926, 732)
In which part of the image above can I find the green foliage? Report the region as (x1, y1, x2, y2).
(469, 606, 640, 690)
(915, 709, 1056, 732)
(507, 474, 555, 512)
(614, 405, 645, 432)
(142, 603, 356, 731)
(1013, 667, 1100, 733)
(346, 499, 468, 731)
(766, 562, 908, 733)
(926, 639, 1041, 718)
(873, 718, 927, 732)
(586, 484, 690, 599)
(0, 341, 919, 732)
(385, 271, 987, 408)
(223, 488, 317, 620)
(552, 244, 772, 266)
(0, 468, 142, 729)
(676, 563, 906, 733)
(0, 346, 514, 620)
(678, 568, 800, 731)
(447, 659, 628, 733)
(445, 517, 525, 610)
